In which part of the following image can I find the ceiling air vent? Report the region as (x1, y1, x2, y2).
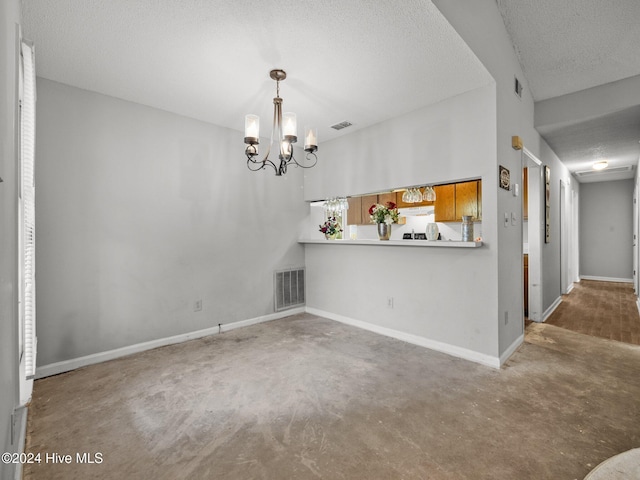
(330, 121, 353, 131)
(575, 165, 634, 178)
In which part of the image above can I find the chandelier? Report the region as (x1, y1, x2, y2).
(244, 69, 318, 176)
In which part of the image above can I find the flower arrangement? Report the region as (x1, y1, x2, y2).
(369, 202, 399, 225)
(319, 216, 342, 237)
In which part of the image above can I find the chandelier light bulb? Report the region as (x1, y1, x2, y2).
(283, 112, 297, 139)
(305, 127, 318, 151)
(244, 114, 259, 144)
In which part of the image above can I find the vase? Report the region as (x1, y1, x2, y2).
(461, 215, 474, 242)
(426, 222, 439, 241)
(377, 223, 391, 240)
(325, 233, 337, 240)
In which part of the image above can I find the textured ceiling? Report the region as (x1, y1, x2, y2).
(538, 105, 640, 180)
(21, 0, 493, 146)
(496, 0, 640, 182)
(496, 0, 640, 101)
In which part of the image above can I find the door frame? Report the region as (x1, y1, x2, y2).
(522, 147, 543, 322)
(560, 179, 570, 294)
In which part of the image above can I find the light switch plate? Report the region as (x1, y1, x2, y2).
(511, 212, 517, 226)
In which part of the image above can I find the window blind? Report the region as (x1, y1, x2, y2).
(20, 40, 36, 379)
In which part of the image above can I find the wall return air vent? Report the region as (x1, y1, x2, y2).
(575, 165, 634, 178)
(274, 267, 305, 312)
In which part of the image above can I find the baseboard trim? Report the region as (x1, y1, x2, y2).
(35, 307, 305, 379)
(500, 333, 524, 366)
(306, 307, 501, 369)
(580, 275, 634, 284)
(13, 406, 27, 480)
(565, 283, 575, 294)
(542, 296, 562, 322)
(636, 297, 640, 317)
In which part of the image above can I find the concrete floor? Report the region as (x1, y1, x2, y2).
(24, 313, 640, 479)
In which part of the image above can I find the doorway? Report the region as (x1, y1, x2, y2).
(560, 180, 570, 294)
(522, 148, 543, 322)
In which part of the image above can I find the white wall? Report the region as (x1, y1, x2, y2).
(35, 79, 308, 367)
(0, 0, 21, 476)
(303, 85, 493, 201)
(304, 84, 502, 362)
(433, 0, 576, 345)
(580, 179, 634, 281)
(537, 141, 577, 312)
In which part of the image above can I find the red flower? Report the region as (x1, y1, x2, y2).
(368, 205, 376, 215)
(386, 201, 396, 210)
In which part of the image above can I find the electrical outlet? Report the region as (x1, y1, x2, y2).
(387, 297, 394, 309)
(194, 300, 202, 312)
(504, 212, 509, 227)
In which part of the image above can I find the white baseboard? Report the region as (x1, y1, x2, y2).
(565, 283, 575, 294)
(542, 296, 562, 322)
(306, 307, 501, 369)
(636, 298, 640, 317)
(13, 406, 27, 480)
(500, 333, 524, 366)
(35, 307, 305, 379)
(580, 275, 634, 283)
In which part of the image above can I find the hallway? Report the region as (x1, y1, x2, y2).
(545, 280, 640, 346)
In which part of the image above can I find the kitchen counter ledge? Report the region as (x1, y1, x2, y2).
(299, 239, 483, 248)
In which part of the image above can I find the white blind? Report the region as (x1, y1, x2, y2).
(20, 40, 37, 379)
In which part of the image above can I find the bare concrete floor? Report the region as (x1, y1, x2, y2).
(24, 314, 640, 479)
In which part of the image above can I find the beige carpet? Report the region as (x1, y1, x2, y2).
(546, 280, 640, 345)
(24, 314, 640, 479)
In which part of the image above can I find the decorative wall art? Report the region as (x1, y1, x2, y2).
(499, 165, 510, 190)
(544, 165, 550, 243)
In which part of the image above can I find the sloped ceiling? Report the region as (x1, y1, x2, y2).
(21, 0, 493, 147)
(496, 0, 640, 182)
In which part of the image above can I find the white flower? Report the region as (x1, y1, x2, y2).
(384, 215, 393, 225)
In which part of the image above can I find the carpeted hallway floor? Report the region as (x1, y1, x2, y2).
(24, 313, 640, 480)
(545, 280, 640, 345)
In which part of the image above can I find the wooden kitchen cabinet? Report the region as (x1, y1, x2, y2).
(378, 192, 396, 206)
(346, 196, 362, 226)
(455, 181, 479, 219)
(434, 184, 456, 222)
(434, 180, 482, 222)
(360, 194, 378, 225)
(347, 193, 396, 225)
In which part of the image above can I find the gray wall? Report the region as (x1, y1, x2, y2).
(539, 142, 578, 314)
(580, 179, 634, 280)
(35, 79, 308, 367)
(433, 0, 575, 349)
(304, 84, 502, 361)
(0, 0, 21, 477)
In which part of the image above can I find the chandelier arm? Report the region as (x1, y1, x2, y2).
(288, 151, 318, 169)
(246, 152, 277, 173)
(278, 158, 287, 176)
